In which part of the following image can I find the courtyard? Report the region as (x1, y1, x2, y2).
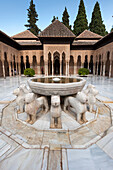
(0, 75, 113, 169)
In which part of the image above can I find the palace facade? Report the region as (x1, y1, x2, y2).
(0, 20, 113, 77)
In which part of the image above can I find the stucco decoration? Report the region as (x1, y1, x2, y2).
(64, 92, 88, 124)
(50, 95, 62, 129)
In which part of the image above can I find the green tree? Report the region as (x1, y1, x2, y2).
(62, 7, 71, 30)
(73, 0, 88, 35)
(25, 0, 40, 35)
(51, 16, 58, 23)
(110, 26, 113, 32)
(89, 2, 107, 36)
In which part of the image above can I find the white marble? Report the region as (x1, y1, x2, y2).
(67, 145, 113, 170)
(0, 148, 44, 170)
(0, 76, 113, 169)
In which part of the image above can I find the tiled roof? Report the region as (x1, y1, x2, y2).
(17, 41, 42, 46)
(72, 41, 96, 46)
(11, 30, 38, 39)
(76, 30, 102, 39)
(38, 20, 75, 38)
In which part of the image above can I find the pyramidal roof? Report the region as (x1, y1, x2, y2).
(76, 30, 102, 39)
(11, 30, 38, 39)
(38, 20, 75, 38)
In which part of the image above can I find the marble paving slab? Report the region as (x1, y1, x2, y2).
(0, 148, 44, 170)
(48, 150, 62, 170)
(69, 126, 97, 147)
(67, 145, 113, 170)
(87, 116, 111, 135)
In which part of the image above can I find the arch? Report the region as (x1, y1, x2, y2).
(84, 55, 88, 69)
(26, 56, 30, 68)
(53, 51, 60, 75)
(105, 51, 110, 76)
(62, 52, 66, 75)
(69, 55, 74, 75)
(20, 56, 25, 74)
(89, 55, 93, 74)
(40, 56, 44, 74)
(4, 52, 9, 76)
(48, 52, 52, 75)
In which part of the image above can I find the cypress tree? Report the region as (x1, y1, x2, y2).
(51, 16, 58, 23)
(25, 0, 40, 35)
(62, 7, 71, 30)
(110, 27, 113, 32)
(73, 0, 88, 35)
(89, 2, 107, 36)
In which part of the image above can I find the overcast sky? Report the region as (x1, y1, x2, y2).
(0, 0, 113, 36)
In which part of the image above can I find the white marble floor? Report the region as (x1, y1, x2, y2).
(0, 75, 113, 169)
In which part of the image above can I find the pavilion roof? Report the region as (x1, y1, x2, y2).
(38, 20, 76, 38)
(76, 30, 102, 39)
(11, 30, 38, 39)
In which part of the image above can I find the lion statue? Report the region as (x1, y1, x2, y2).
(25, 94, 49, 124)
(13, 84, 31, 113)
(64, 91, 88, 124)
(50, 95, 62, 129)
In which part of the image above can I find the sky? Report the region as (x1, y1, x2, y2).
(0, 0, 113, 36)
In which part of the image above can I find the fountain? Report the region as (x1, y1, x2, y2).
(13, 76, 99, 129)
(28, 76, 86, 96)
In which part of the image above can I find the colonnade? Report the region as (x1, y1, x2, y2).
(0, 50, 113, 78)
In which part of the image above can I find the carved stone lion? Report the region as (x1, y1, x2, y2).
(84, 84, 99, 112)
(25, 94, 49, 124)
(13, 84, 31, 113)
(50, 95, 62, 129)
(64, 92, 88, 124)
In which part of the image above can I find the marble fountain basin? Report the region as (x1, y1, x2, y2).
(28, 76, 86, 96)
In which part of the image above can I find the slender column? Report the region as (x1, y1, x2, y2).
(12, 61, 15, 76)
(45, 61, 48, 76)
(66, 61, 67, 76)
(93, 63, 95, 75)
(60, 59, 62, 76)
(88, 62, 89, 69)
(96, 62, 98, 75)
(52, 56, 54, 76)
(67, 62, 69, 76)
(16, 62, 18, 75)
(109, 62, 112, 78)
(81, 63, 84, 68)
(24, 63, 26, 69)
(37, 62, 40, 75)
(2, 60, 5, 78)
(100, 61, 102, 76)
(18, 62, 21, 76)
(103, 63, 105, 76)
(9, 62, 12, 77)
(74, 63, 77, 75)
